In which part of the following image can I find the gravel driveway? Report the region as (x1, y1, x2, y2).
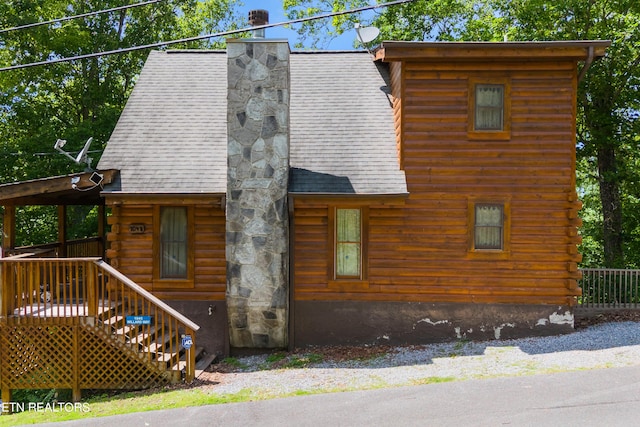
(195, 320, 640, 398)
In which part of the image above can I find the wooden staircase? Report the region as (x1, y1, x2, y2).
(0, 257, 208, 405)
(97, 300, 214, 381)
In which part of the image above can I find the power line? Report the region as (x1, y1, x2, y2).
(0, 0, 414, 72)
(0, 0, 163, 34)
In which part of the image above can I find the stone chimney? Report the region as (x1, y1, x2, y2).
(225, 25, 290, 348)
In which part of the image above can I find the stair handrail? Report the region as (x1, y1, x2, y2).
(94, 260, 200, 332)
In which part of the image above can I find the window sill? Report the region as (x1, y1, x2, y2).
(152, 279, 195, 290)
(468, 130, 511, 141)
(467, 250, 510, 260)
(328, 280, 370, 291)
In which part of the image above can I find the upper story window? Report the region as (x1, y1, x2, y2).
(468, 77, 511, 140)
(475, 85, 504, 130)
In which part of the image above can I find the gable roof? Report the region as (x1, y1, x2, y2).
(98, 49, 407, 196)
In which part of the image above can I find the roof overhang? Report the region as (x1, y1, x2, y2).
(0, 170, 118, 206)
(374, 40, 611, 62)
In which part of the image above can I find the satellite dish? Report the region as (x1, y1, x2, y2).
(54, 137, 94, 170)
(75, 137, 93, 164)
(355, 23, 380, 45)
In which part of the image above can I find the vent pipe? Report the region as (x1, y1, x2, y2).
(248, 9, 269, 38)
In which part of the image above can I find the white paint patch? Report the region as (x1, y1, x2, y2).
(454, 327, 462, 339)
(414, 318, 450, 330)
(549, 311, 574, 326)
(494, 323, 515, 339)
(536, 318, 549, 326)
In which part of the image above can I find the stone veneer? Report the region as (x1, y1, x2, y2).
(225, 39, 290, 348)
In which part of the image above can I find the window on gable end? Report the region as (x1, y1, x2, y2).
(468, 77, 511, 140)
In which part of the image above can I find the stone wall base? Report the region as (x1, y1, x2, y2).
(293, 301, 575, 347)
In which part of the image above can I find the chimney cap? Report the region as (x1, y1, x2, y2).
(248, 9, 269, 26)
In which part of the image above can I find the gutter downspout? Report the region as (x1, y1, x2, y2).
(578, 45, 595, 83)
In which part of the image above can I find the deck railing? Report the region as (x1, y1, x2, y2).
(94, 260, 200, 381)
(578, 268, 640, 310)
(0, 256, 200, 399)
(4, 237, 103, 258)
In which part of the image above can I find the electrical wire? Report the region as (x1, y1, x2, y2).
(0, 0, 414, 72)
(0, 0, 163, 34)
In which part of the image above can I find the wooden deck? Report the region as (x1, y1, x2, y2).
(13, 301, 115, 317)
(1, 256, 201, 409)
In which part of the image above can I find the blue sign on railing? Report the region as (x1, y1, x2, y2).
(181, 335, 193, 350)
(125, 315, 152, 325)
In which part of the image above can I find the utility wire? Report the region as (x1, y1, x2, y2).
(0, 0, 414, 72)
(0, 0, 163, 34)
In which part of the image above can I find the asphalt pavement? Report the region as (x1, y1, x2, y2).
(36, 364, 640, 427)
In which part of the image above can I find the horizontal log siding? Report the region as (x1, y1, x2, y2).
(106, 203, 226, 300)
(294, 60, 582, 306)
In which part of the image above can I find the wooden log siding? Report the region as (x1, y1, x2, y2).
(293, 59, 582, 306)
(106, 203, 226, 300)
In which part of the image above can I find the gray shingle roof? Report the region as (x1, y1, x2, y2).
(98, 49, 406, 196)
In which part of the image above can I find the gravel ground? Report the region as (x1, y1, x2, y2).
(191, 316, 640, 398)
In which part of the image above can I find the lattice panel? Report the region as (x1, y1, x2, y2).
(0, 324, 75, 389)
(79, 326, 172, 389)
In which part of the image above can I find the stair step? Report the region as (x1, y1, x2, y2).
(103, 314, 125, 327)
(96, 301, 125, 320)
(171, 347, 205, 372)
(129, 325, 158, 346)
(195, 353, 217, 377)
(143, 332, 177, 354)
(156, 350, 181, 367)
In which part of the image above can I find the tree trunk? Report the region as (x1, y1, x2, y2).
(597, 146, 624, 267)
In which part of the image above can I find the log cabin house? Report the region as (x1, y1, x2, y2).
(95, 37, 609, 353)
(1, 36, 609, 395)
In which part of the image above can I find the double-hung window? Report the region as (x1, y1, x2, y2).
(469, 77, 511, 140)
(474, 204, 503, 250)
(469, 200, 510, 256)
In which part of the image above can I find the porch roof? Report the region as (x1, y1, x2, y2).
(0, 170, 118, 206)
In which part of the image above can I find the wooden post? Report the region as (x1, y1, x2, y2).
(58, 205, 67, 257)
(1, 388, 11, 414)
(186, 329, 196, 383)
(72, 325, 81, 402)
(2, 205, 16, 254)
(86, 262, 97, 317)
(97, 204, 105, 258)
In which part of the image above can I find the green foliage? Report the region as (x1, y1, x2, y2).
(0, 0, 241, 185)
(0, 1, 241, 246)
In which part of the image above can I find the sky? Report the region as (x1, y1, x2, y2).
(241, 0, 367, 50)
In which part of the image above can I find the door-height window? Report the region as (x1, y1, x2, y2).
(335, 208, 361, 278)
(160, 206, 188, 278)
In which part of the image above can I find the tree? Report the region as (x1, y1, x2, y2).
(492, 0, 640, 268)
(0, 0, 242, 245)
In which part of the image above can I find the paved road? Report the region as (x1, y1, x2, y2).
(41, 365, 640, 427)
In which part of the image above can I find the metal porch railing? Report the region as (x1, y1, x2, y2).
(578, 268, 640, 311)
